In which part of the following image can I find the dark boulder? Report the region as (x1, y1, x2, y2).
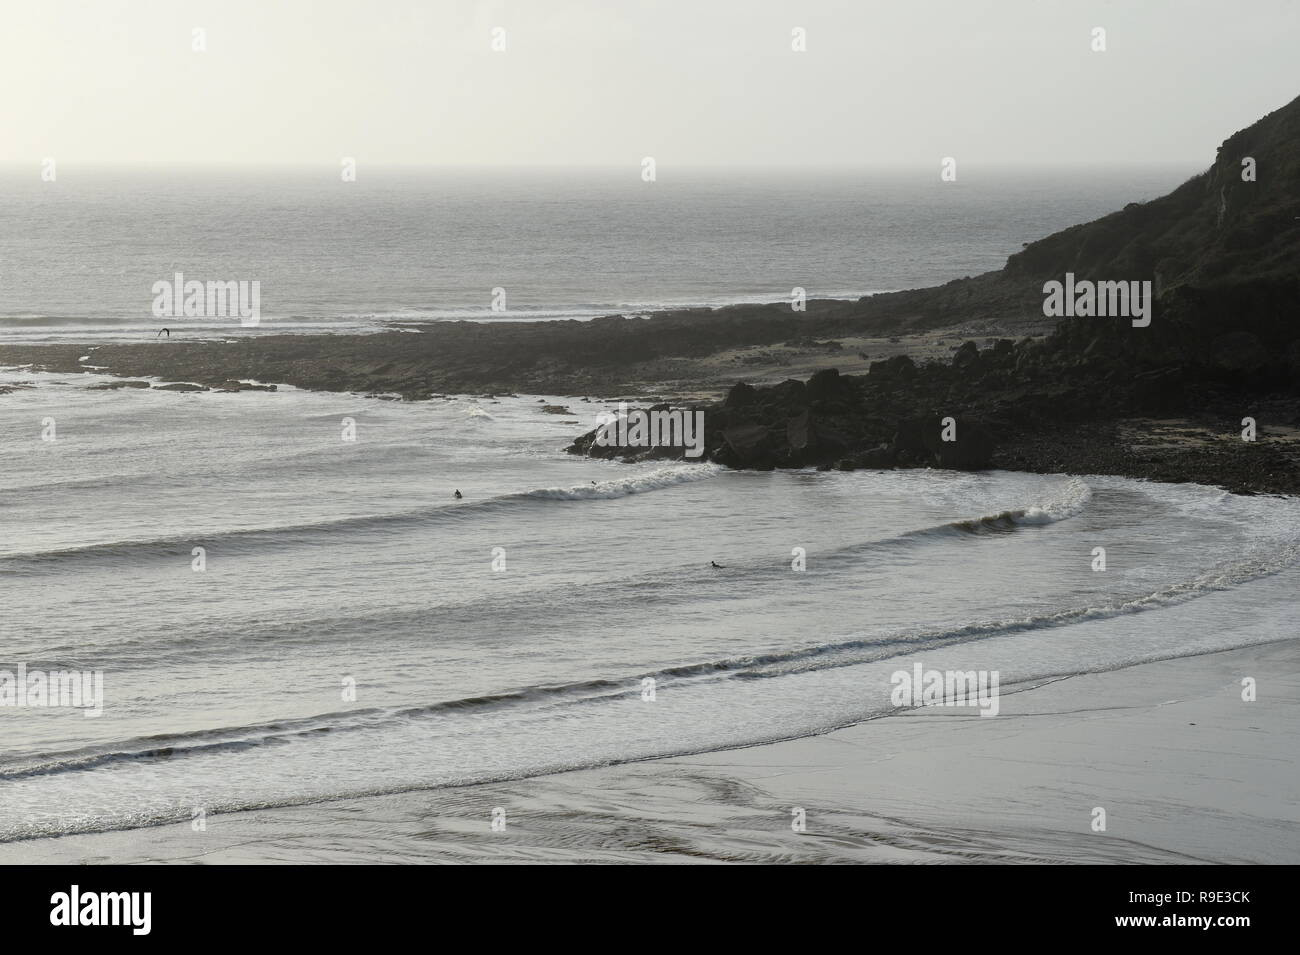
(869, 354, 917, 380)
(952, 341, 979, 367)
(770, 378, 809, 410)
(721, 423, 774, 468)
(806, 367, 844, 400)
(1209, 331, 1270, 375)
(786, 409, 852, 456)
(786, 409, 816, 451)
(891, 416, 933, 458)
(893, 415, 996, 470)
(1131, 366, 1185, 412)
(724, 381, 758, 408)
(837, 443, 897, 470)
(927, 418, 996, 469)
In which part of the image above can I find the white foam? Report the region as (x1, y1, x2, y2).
(525, 464, 723, 501)
(1017, 477, 1093, 525)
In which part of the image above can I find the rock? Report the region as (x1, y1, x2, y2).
(770, 378, 808, 409)
(89, 380, 151, 390)
(217, 380, 277, 392)
(786, 410, 816, 451)
(927, 417, 995, 469)
(869, 354, 917, 380)
(806, 367, 843, 400)
(1131, 366, 1185, 411)
(891, 416, 926, 453)
(838, 443, 896, 470)
(952, 340, 979, 367)
(155, 382, 208, 392)
(1287, 340, 1300, 377)
(811, 422, 851, 455)
(721, 423, 774, 467)
(893, 415, 996, 470)
(1014, 341, 1044, 373)
(1209, 331, 1270, 375)
(860, 444, 897, 468)
(724, 381, 758, 408)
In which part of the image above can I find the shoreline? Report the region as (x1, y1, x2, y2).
(4, 639, 1294, 864)
(4, 314, 1299, 497)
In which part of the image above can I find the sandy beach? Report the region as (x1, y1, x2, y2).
(5, 639, 1294, 865)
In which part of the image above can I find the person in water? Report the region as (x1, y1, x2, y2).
(454, 490, 463, 499)
(157, 328, 170, 338)
(710, 560, 723, 569)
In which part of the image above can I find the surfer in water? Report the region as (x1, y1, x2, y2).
(710, 560, 724, 569)
(454, 490, 463, 499)
(157, 328, 170, 338)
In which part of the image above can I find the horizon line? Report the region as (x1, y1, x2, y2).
(0, 158, 1209, 171)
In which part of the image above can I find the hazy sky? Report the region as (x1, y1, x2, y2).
(3, 0, 1296, 166)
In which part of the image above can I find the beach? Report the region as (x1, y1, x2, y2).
(3, 639, 1294, 865)
(2, 362, 1298, 863)
(1, 90, 1297, 869)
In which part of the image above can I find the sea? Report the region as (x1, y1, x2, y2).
(8, 163, 1296, 857)
(1, 163, 1197, 341)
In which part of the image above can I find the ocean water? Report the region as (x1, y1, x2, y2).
(0, 164, 1200, 342)
(4, 162, 1292, 856)
(2, 367, 1299, 847)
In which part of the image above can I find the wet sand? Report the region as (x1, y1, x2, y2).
(6, 639, 1295, 865)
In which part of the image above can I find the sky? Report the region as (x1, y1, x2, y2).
(2, 0, 1297, 167)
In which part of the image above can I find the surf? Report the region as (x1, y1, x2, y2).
(0, 464, 725, 568)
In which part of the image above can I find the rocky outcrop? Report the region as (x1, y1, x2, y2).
(570, 285, 1300, 477)
(892, 416, 996, 470)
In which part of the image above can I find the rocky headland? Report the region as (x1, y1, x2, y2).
(570, 94, 1300, 495)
